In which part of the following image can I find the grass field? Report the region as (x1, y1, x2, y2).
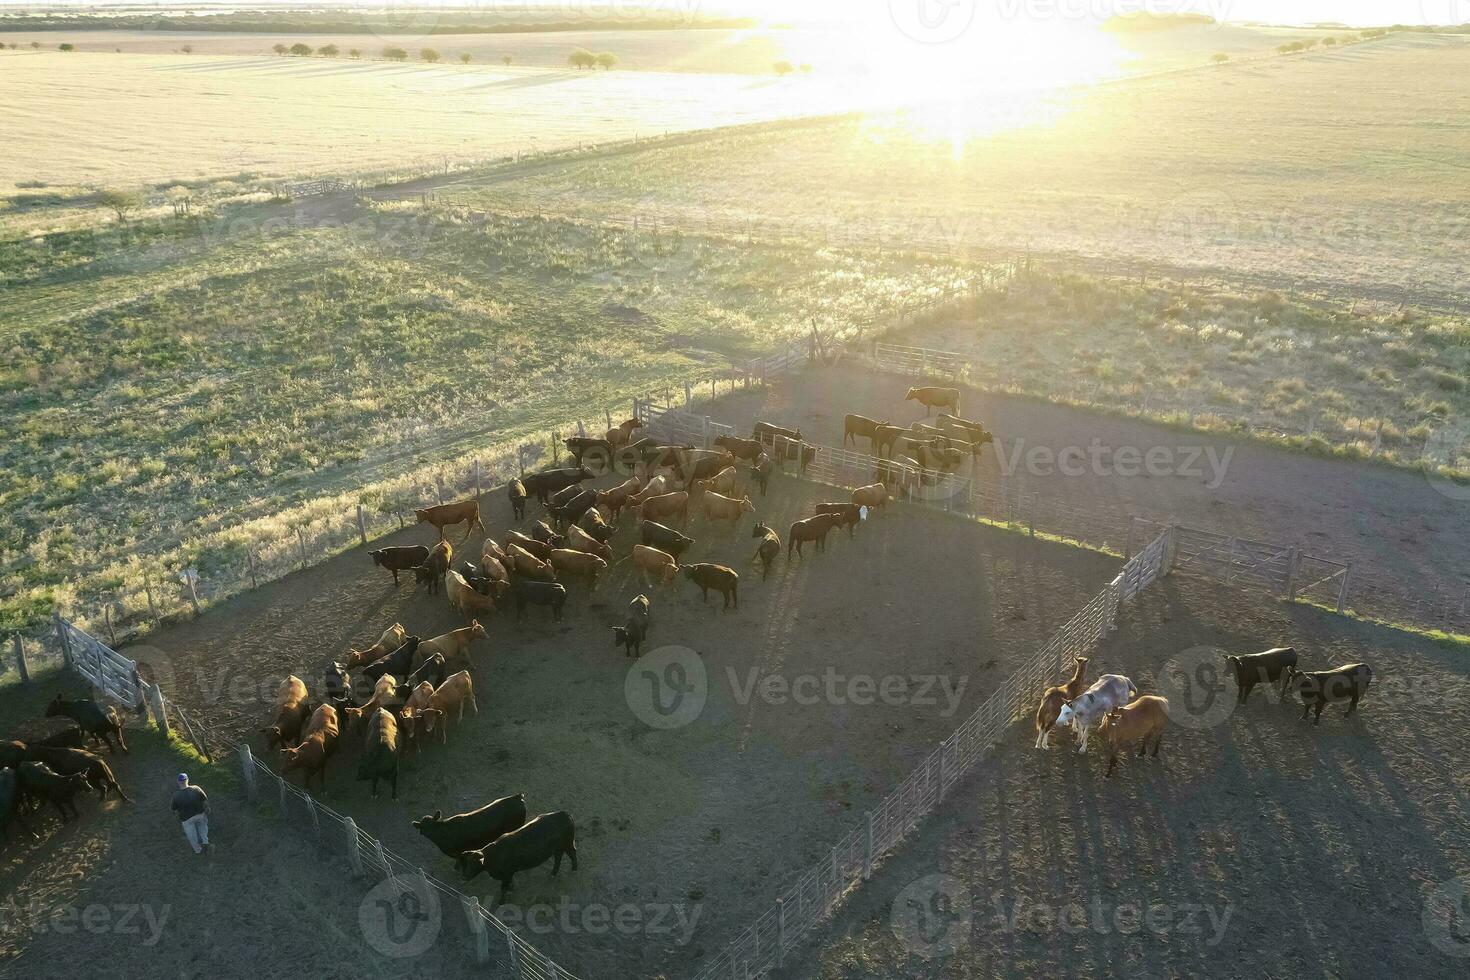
(438, 32, 1470, 307)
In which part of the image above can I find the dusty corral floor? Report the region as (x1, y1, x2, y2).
(775, 572, 1470, 979)
(49, 468, 1116, 978)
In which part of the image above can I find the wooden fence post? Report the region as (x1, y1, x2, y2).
(344, 817, 364, 876)
(465, 898, 490, 963)
(436, 474, 446, 504)
(1336, 564, 1353, 614)
(148, 683, 169, 738)
(53, 613, 73, 669)
(247, 551, 259, 589)
(356, 505, 368, 547)
(1285, 547, 1302, 601)
(11, 634, 29, 686)
(296, 528, 309, 569)
(240, 743, 256, 800)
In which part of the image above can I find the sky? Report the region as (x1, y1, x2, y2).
(0, 1, 1456, 27)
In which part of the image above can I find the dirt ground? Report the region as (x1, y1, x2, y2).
(775, 572, 1470, 979)
(61, 463, 1117, 977)
(697, 363, 1470, 600)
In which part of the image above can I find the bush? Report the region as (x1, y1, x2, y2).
(568, 48, 595, 69)
(318, 44, 339, 58)
(595, 52, 618, 70)
(272, 43, 288, 55)
(774, 60, 794, 76)
(98, 188, 143, 222)
(58, 43, 75, 52)
(1323, 36, 1337, 46)
(181, 44, 193, 54)
(1211, 52, 1229, 63)
(420, 48, 440, 63)
(289, 43, 313, 57)
(383, 47, 408, 62)
(348, 48, 361, 59)
(502, 54, 512, 65)
(459, 52, 472, 64)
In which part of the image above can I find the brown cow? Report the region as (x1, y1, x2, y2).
(415, 540, 453, 594)
(506, 531, 555, 561)
(851, 483, 890, 514)
(640, 491, 690, 526)
(631, 544, 679, 585)
(751, 523, 781, 580)
(1097, 696, 1169, 777)
(346, 623, 407, 671)
(680, 563, 739, 610)
(416, 622, 487, 674)
(566, 523, 613, 563)
(447, 571, 500, 620)
(415, 499, 484, 541)
(906, 386, 961, 416)
(788, 514, 841, 558)
(507, 544, 557, 582)
(423, 672, 478, 743)
(596, 477, 643, 517)
(702, 491, 755, 525)
(1034, 657, 1090, 749)
(262, 676, 311, 751)
(549, 548, 607, 584)
(604, 417, 644, 449)
(280, 704, 339, 789)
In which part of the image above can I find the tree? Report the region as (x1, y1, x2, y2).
(502, 54, 512, 66)
(1211, 52, 1230, 63)
(459, 52, 472, 64)
(569, 48, 595, 69)
(348, 48, 361, 59)
(180, 44, 193, 54)
(273, 43, 288, 55)
(58, 43, 75, 52)
(1323, 36, 1337, 46)
(98, 189, 143, 223)
(383, 47, 408, 62)
(799, 63, 812, 74)
(289, 43, 312, 57)
(318, 44, 339, 58)
(420, 48, 440, 63)
(595, 52, 618, 70)
(164, 185, 194, 217)
(774, 60, 793, 76)
(30, 41, 40, 49)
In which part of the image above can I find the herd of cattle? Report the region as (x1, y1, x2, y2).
(1, 696, 133, 838)
(1033, 646, 1375, 776)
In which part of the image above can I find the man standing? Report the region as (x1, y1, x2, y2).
(172, 772, 210, 855)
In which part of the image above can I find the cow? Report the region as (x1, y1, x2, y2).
(18, 761, 90, 823)
(415, 499, 484, 541)
(522, 467, 593, 506)
(937, 413, 992, 441)
(594, 477, 642, 518)
(512, 578, 568, 622)
(1283, 663, 1373, 724)
(713, 435, 764, 462)
(455, 810, 578, 904)
(627, 475, 674, 507)
(356, 708, 399, 799)
(906, 386, 961, 416)
(1098, 696, 1169, 777)
(843, 414, 886, 449)
(361, 637, 422, 684)
(1225, 647, 1299, 704)
(421, 671, 477, 743)
(612, 595, 651, 659)
(346, 623, 408, 670)
(32, 727, 87, 750)
(398, 653, 447, 702)
(447, 570, 501, 620)
(691, 466, 740, 498)
(549, 548, 607, 584)
(788, 514, 841, 558)
(750, 453, 773, 497)
(640, 520, 694, 559)
(752, 421, 801, 445)
(280, 704, 339, 790)
(681, 563, 739, 610)
(552, 488, 598, 528)
(751, 523, 781, 580)
(578, 506, 616, 543)
(631, 544, 679, 586)
(872, 424, 908, 457)
(23, 745, 131, 803)
(45, 696, 127, 755)
(414, 794, 529, 859)
(1033, 657, 1090, 749)
(370, 546, 431, 586)
(416, 623, 486, 674)
(604, 417, 644, 448)
(506, 532, 554, 561)
(508, 479, 528, 520)
(262, 676, 313, 750)
(564, 437, 615, 472)
(851, 483, 890, 515)
(771, 436, 817, 473)
(677, 450, 737, 487)
(0, 768, 34, 840)
(342, 676, 400, 733)
(815, 502, 861, 538)
(0, 742, 26, 769)
(507, 544, 557, 582)
(414, 539, 453, 594)
(566, 523, 613, 563)
(641, 491, 690, 526)
(1056, 674, 1137, 754)
(702, 491, 755, 525)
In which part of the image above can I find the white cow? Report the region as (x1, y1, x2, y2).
(1056, 674, 1138, 754)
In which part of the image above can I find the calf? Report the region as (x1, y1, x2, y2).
(356, 708, 399, 800)
(631, 544, 679, 586)
(906, 386, 961, 416)
(415, 499, 484, 542)
(18, 761, 91, 823)
(702, 491, 755, 525)
(45, 696, 127, 755)
(750, 453, 773, 497)
(850, 483, 890, 515)
(681, 563, 739, 610)
(456, 810, 578, 904)
(512, 578, 569, 622)
(280, 704, 339, 790)
(361, 636, 422, 684)
(751, 523, 781, 580)
(549, 548, 607, 584)
(346, 623, 408, 670)
(713, 435, 764, 462)
(398, 653, 447, 701)
(423, 672, 478, 743)
(414, 539, 453, 594)
(1056, 674, 1137, 754)
(508, 479, 528, 520)
(1225, 647, 1298, 704)
(415, 794, 529, 859)
(1099, 696, 1169, 777)
(788, 514, 840, 558)
(23, 745, 131, 803)
(613, 594, 651, 659)
(1033, 657, 1089, 750)
(843, 414, 885, 449)
(815, 502, 861, 538)
(262, 676, 313, 750)
(1284, 663, 1373, 724)
(370, 546, 430, 586)
(416, 623, 487, 674)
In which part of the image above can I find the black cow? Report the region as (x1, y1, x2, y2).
(612, 594, 651, 659)
(788, 514, 840, 558)
(1284, 663, 1373, 724)
(414, 793, 528, 858)
(456, 810, 578, 904)
(564, 437, 615, 473)
(370, 545, 430, 586)
(0, 768, 34, 840)
(522, 468, 593, 506)
(752, 420, 801, 445)
(399, 653, 447, 701)
(1225, 647, 1298, 704)
(750, 453, 773, 497)
(324, 661, 355, 715)
(32, 727, 87, 750)
(872, 424, 908, 457)
(681, 563, 739, 610)
(751, 523, 781, 580)
(45, 696, 127, 755)
(508, 479, 528, 520)
(361, 636, 422, 684)
(23, 746, 130, 803)
(843, 414, 885, 448)
(713, 435, 764, 462)
(0, 742, 28, 769)
(18, 761, 90, 822)
(815, 503, 862, 538)
(641, 520, 694, 559)
(553, 488, 597, 527)
(356, 709, 399, 799)
(512, 578, 568, 622)
(773, 437, 817, 473)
